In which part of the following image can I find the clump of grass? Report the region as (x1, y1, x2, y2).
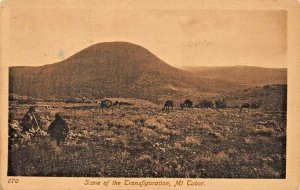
(195, 151, 214, 162)
(227, 147, 238, 154)
(195, 151, 229, 163)
(110, 118, 135, 128)
(144, 118, 161, 129)
(99, 130, 114, 137)
(208, 131, 224, 142)
(141, 128, 159, 138)
(215, 151, 230, 162)
(117, 134, 129, 147)
(65, 141, 89, 151)
(199, 123, 212, 131)
(155, 124, 181, 137)
(174, 142, 182, 149)
(159, 134, 169, 140)
(251, 127, 275, 137)
(96, 123, 109, 131)
(156, 116, 167, 124)
(138, 154, 152, 162)
(244, 136, 254, 145)
(155, 124, 170, 133)
(259, 164, 281, 178)
(265, 120, 277, 128)
(105, 136, 118, 145)
(184, 136, 201, 146)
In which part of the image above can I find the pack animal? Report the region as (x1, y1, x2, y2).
(162, 100, 173, 112)
(180, 99, 193, 109)
(99, 99, 113, 112)
(250, 102, 260, 109)
(239, 103, 251, 113)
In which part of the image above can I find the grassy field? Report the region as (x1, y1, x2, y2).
(8, 99, 286, 178)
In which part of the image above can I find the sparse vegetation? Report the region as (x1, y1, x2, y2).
(7, 42, 287, 179)
(8, 97, 286, 178)
(66, 97, 95, 104)
(17, 98, 36, 105)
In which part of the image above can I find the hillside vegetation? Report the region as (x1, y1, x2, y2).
(8, 99, 286, 178)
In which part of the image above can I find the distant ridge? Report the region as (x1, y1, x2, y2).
(182, 66, 287, 87)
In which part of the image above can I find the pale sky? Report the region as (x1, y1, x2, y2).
(8, 9, 286, 68)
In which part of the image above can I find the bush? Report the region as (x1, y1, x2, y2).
(9, 94, 18, 101)
(66, 98, 81, 103)
(215, 99, 227, 109)
(17, 98, 36, 104)
(196, 100, 214, 108)
(66, 97, 95, 103)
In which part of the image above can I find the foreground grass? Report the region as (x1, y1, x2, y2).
(8, 100, 286, 178)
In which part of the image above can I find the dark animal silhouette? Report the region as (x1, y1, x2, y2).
(250, 102, 260, 109)
(215, 99, 227, 109)
(118, 102, 133, 106)
(48, 113, 69, 146)
(162, 100, 173, 112)
(113, 101, 119, 106)
(240, 103, 251, 113)
(113, 100, 133, 106)
(99, 99, 113, 112)
(196, 100, 214, 108)
(181, 99, 193, 109)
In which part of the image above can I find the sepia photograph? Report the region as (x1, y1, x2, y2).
(1, 0, 300, 190)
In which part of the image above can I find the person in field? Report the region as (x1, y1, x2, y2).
(48, 113, 69, 146)
(20, 106, 42, 133)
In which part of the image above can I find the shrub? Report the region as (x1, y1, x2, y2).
(185, 136, 201, 145)
(215, 99, 227, 109)
(17, 98, 36, 104)
(215, 151, 230, 162)
(66, 98, 82, 103)
(111, 118, 135, 128)
(144, 118, 160, 129)
(251, 127, 274, 137)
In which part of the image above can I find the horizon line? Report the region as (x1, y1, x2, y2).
(180, 65, 287, 69)
(9, 64, 288, 69)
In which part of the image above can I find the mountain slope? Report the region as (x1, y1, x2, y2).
(182, 66, 287, 87)
(218, 84, 287, 111)
(9, 42, 286, 103)
(9, 42, 215, 102)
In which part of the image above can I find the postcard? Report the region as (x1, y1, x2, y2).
(0, 0, 299, 189)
